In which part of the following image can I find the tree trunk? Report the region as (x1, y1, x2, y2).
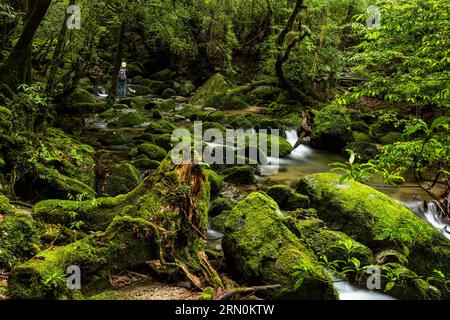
(46, 0, 76, 96)
(275, 0, 313, 105)
(107, 21, 126, 107)
(1, 0, 52, 89)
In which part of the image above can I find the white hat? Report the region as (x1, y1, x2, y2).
(121, 62, 127, 68)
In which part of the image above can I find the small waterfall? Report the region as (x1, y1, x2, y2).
(424, 202, 450, 240)
(331, 275, 395, 300)
(285, 129, 314, 160)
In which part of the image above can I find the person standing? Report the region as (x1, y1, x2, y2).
(118, 62, 128, 98)
(293, 111, 312, 150)
(91, 62, 103, 96)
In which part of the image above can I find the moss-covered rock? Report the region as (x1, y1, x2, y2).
(224, 166, 256, 185)
(229, 115, 253, 130)
(0, 213, 41, 270)
(352, 131, 372, 143)
(8, 216, 161, 299)
(133, 158, 161, 170)
(205, 169, 224, 196)
(108, 112, 145, 128)
(101, 163, 142, 197)
(296, 173, 450, 285)
(161, 88, 177, 99)
(204, 94, 248, 111)
(307, 229, 374, 267)
(145, 120, 176, 135)
(69, 88, 95, 105)
(129, 143, 167, 161)
(99, 131, 125, 146)
(266, 185, 310, 211)
(223, 192, 338, 299)
(380, 132, 405, 145)
(208, 198, 233, 217)
(150, 69, 176, 82)
(351, 121, 370, 133)
(134, 133, 173, 151)
(190, 73, 232, 107)
(311, 105, 354, 151)
(210, 210, 231, 234)
(360, 263, 441, 300)
(344, 142, 379, 163)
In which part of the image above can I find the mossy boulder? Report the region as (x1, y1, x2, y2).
(70, 88, 95, 105)
(210, 210, 231, 234)
(108, 112, 145, 128)
(8, 216, 161, 299)
(145, 120, 176, 134)
(229, 115, 253, 129)
(161, 88, 177, 99)
(134, 133, 172, 151)
(99, 131, 125, 146)
(101, 163, 142, 197)
(351, 121, 370, 133)
(190, 73, 232, 107)
(129, 143, 167, 161)
(360, 263, 441, 300)
(380, 132, 405, 145)
(209, 198, 233, 217)
(266, 185, 310, 211)
(307, 229, 374, 267)
(344, 142, 379, 163)
(204, 94, 248, 111)
(0, 213, 41, 270)
(352, 131, 372, 143)
(150, 69, 176, 82)
(205, 169, 224, 196)
(133, 158, 161, 170)
(224, 166, 256, 185)
(296, 173, 450, 286)
(311, 105, 354, 151)
(223, 192, 338, 299)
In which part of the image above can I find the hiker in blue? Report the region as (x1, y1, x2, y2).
(118, 62, 128, 98)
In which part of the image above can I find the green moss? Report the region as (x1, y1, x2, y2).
(210, 210, 231, 233)
(0, 214, 41, 270)
(351, 121, 370, 133)
(99, 131, 125, 146)
(145, 120, 176, 134)
(108, 112, 145, 128)
(223, 192, 337, 299)
(308, 229, 374, 267)
(190, 73, 232, 106)
(209, 198, 233, 217)
(344, 142, 379, 163)
(229, 115, 253, 129)
(102, 163, 142, 197)
(70, 88, 95, 105)
(296, 173, 450, 284)
(380, 131, 405, 145)
(133, 158, 161, 170)
(224, 166, 256, 185)
(204, 94, 248, 110)
(204, 169, 224, 196)
(266, 185, 309, 211)
(375, 249, 409, 265)
(129, 143, 168, 161)
(311, 105, 354, 151)
(352, 131, 372, 143)
(361, 263, 441, 300)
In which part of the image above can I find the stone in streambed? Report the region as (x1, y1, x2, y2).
(222, 192, 338, 299)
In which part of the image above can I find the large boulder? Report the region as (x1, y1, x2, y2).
(129, 143, 167, 161)
(266, 185, 310, 211)
(190, 73, 231, 107)
(296, 173, 450, 285)
(311, 105, 354, 151)
(108, 112, 145, 128)
(100, 163, 142, 197)
(223, 192, 338, 299)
